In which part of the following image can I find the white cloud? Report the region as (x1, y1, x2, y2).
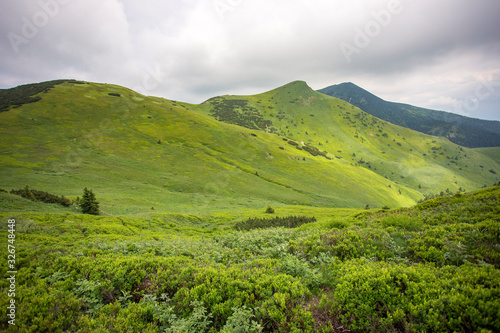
(1, 0, 499, 120)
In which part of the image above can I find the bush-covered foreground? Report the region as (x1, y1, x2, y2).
(0, 187, 499, 332)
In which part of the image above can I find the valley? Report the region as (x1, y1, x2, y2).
(0, 79, 499, 332)
(0, 80, 498, 215)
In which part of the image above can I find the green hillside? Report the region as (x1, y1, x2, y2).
(199, 81, 499, 196)
(0, 80, 499, 216)
(318, 82, 500, 148)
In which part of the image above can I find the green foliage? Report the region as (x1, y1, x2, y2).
(301, 144, 330, 159)
(0, 77, 499, 332)
(0, 184, 499, 332)
(0, 79, 83, 112)
(10, 185, 71, 207)
(163, 300, 213, 333)
(80, 187, 100, 215)
(318, 82, 500, 148)
(207, 97, 274, 131)
(325, 259, 500, 332)
(220, 306, 263, 333)
(378, 213, 423, 231)
(75, 278, 104, 314)
(234, 215, 316, 231)
(2, 80, 499, 214)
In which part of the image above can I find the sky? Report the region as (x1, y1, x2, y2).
(1, 0, 499, 121)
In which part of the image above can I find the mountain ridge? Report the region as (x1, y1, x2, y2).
(0, 79, 499, 215)
(318, 82, 500, 148)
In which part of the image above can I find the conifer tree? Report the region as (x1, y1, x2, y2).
(80, 187, 99, 215)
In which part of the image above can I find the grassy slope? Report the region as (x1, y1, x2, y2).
(0, 80, 498, 216)
(200, 81, 499, 194)
(317, 82, 500, 148)
(0, 82, 408, 215)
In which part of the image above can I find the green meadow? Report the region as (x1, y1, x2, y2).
(1, 80, 498, 215)
(0, 80, 499, 332)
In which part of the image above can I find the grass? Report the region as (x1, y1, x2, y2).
(0, 79, 498, 217)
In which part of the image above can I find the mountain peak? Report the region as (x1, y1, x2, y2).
(318, 82, 383, 104)
(280, 80, 313, 91)
(318, 82, 500, 147)
(266, 80, 315, 97)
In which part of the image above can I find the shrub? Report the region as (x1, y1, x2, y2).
(379, 214, 423, 231)
(234, 215, 316, 231)
(10, 186, 71, 206)
(220, 306, 262, 333)
(325, 259, 500, 332)
(0, 79, 83, 112)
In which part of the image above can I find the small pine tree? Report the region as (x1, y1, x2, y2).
(265, 205, 275, 214)
(80, 187, 99, 215)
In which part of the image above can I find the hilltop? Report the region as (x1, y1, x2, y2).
(318, 82, 500, 148)
(199, 80, 499, 195)
(0, 80, 499, 216)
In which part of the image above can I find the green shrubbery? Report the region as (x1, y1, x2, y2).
(234, 215, 316, 231)
(0, 186, 499, 332)
(323, 259, 500, 332)
(10, 185, 71, 207)
(0, 79, 84, 112)
(208, 98, 274, 131)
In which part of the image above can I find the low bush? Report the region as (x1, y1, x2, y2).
(324, 258, 500, 332)
(234, 215, 316, 231)
(1, 186, 498, 332)
(10, 186, 71, 207)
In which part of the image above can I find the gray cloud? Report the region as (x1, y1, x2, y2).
(1, 0, 499, 120)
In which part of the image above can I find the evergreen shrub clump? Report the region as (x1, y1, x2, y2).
(10, 185, 71, 207)
(234, 215, 316, 231)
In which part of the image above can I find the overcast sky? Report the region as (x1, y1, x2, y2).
(1, 0, 499, 120)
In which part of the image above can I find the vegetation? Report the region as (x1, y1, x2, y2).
(207, 98, 274, 131)
(80, 187, 100, 215)
(0, 79, 499, 331)
(0, 80, 499, 215)
(318, 82, 500, 148)
(234, 215, 316, 231)
(0, 186, 498, 332)
(0, 79, 84, 112)
(10, 186, 71, 207)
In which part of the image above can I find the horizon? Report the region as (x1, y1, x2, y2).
(3, 77, 500, 124)
(1, 0, 500, 120)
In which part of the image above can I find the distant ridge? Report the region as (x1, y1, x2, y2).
(318, 82, 500, 148)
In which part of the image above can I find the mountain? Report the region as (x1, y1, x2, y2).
(317, 82, 500, 148)
(0, 80, 499, 215)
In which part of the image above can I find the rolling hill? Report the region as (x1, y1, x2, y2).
(318, 82, 500, 148)
(0, 80, 499, 216)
